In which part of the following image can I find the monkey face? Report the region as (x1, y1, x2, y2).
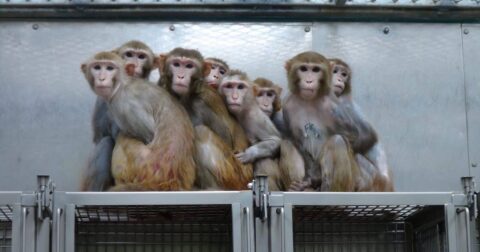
(332, 65, 349, 96)
(220, 77, 249, 115)
(121, 50, 149, 78)
(90, 62, 119, 99)
(296, 63, 323, 100)
(255, 88, 276, 117)
(205, 63, 227, 90)
(168, 57, 201, 96)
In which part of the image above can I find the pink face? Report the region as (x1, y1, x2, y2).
(255, 88, 276, 117)
(205, 62, 227, 89)
(167, 56, 201, 96)
(332, 64, 349, 96)
(296, 63, 323, 100)
(90, 61, 119, 99)
(220, 76, 249, 115)
(121, 50, 149, 78)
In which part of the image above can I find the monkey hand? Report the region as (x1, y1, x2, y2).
(235, 149, 256, 164)
(288, 180, 312, 192)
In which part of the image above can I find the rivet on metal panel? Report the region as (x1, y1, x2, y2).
(472, 163, 478, 168)
(276, 208, 281, 214)
(169, 25, 175, 31)
(453, 0, 461, 3)
(464, 29, 470, 35)
(383, 27, 390, 34)
(304, 26, 311, 32)
(32, 24, 39, 30)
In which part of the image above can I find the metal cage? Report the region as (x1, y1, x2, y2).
(53, 191, 254, 252)
(267, 192, 472, 252)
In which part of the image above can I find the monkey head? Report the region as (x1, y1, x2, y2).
(329, 58, 351, 97)
(157, 48, 211, 99)
(205, 57, 230, 90)
(253, 78, 282, 117)
(81, 52, 134, 100)
(285, 51, 331, 101)
(113, 40, 155, 79)
(219, 70, 252, 115)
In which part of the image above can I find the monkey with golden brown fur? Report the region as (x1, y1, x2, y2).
(329, 58, 394, 191)
(81, 51, 196, 191)
(81, 40, 158, 191)
(283, 51, 378, 192)
(204, 57, 230, 90)
(156, 48, 252, 190)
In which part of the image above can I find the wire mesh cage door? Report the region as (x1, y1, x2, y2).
(53, 192, 254, 252)
(269, 192, 471, 252)
(0, 192, 30, 252)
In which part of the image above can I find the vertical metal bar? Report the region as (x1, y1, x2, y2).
(284, 204, 294, 252)
(456, 207, 471, 252)
(21, 208, 27, 252)
(444, 203, 457, 252)
(65, 204, 76, 252)
(241, 206, 251, 252)
(11, 204, 21, 252)
(231, 204, 241, 252)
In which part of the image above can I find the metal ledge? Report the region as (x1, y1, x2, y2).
(0, 5, 479, 22)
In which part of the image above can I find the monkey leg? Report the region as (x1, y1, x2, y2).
(319, 135, 359, 192)
(365, 144, 394, 191)
(278, 140, 305, 190)
(110, 133, 195, 191)
(355, 154, 376, 192)
(194, 125, 252, 190)
(80, 136, 115, 191)
(254, 158, 283, 191)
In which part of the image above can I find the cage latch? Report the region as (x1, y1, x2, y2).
(461, 176, 477, 220)
(36, 175, 55, 220)
(250, 175, 269, 222)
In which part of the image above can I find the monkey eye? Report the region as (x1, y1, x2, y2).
(238, 84, 245, 90)
(125, 52, 133, 58)
(138, 54, 146, 60)
(211, 65, 217, 69)
(219, 69, 226, 75)
(173, 62, 180, 67)
(225, 83, 233, 89)
(333, 69, 338, 74)
(267, 92, 274, 97)
(93, 65, 101, 70)
(300, 66, 308, 72)
(186, 64, 194, 69)
(312, 66, 321, 73)
(341, 72, 348, 77)
(106, 66, 114, 71)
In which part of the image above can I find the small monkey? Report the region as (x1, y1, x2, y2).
(204, 57, 230, 90)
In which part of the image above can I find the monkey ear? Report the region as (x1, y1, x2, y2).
(275, 86, 283, 96)
(284, 61, 291, 71)
(81, 64, 87, 74)
(203, 62, 212, 77)
(154, 54, 167, 73)
(125, 64, 136, 77)
(252, 85, 259, 96)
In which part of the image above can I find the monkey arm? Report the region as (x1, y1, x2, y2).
(193, 98, 235, 148)
(92, 98, 111, 144)
(331, 101, 378, 154)
(235, 136, 281, 164)
(272, 110, 288, 136)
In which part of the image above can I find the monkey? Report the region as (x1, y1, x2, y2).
(329, 58, 394, 191)
(218, 70, 284, 190)
(204, 57, 230, 90)
(283, 51, 378, 192)
(81, 51, 196, 191)
(80, 40, 157, 191)
(156, 48, 252, 190)
(252, 77, 305, 190)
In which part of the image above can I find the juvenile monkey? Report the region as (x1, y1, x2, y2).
(283, 51, 377, 192)
(81, 40, 156, 191)
(156, 48, 252, 190)
(329, 58, 394, 191)
(252, 77, 305, 190)
(81, 51, 196, 191)
(204, 57, 230, 90)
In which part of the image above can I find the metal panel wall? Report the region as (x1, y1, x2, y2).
(0, 21, 474, 192)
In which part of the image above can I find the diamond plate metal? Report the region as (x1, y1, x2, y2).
(0, 22, 311, 191)
(313, 23, 469, 192)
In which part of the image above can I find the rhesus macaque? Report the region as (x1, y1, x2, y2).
(81, 51, 196, 191)
(204, 57, 230, 90)
(219, 70, 283, 190)
(156, 48, 252, 190)
(283, 51, 378, 192)
(252, 77, 305, 190)
(80, 40, 157, 191)
(329, 58, 394, 191)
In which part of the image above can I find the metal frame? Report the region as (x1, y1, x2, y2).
(52, 191, 255, 252)
(266, 192, 472, 252)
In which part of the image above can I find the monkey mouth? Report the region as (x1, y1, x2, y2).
(174, 83, 189, 88)
(334, 84, 344, 91)
(208, 83, 219, 89)
(229, 103, 241, 107)
(301, 88, 315, 93)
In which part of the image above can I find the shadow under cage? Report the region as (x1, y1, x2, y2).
(293, 205, 446, 252)
(75, 205, 233, 252)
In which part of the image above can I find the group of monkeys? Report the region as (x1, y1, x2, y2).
(80, 40, 394, 192)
